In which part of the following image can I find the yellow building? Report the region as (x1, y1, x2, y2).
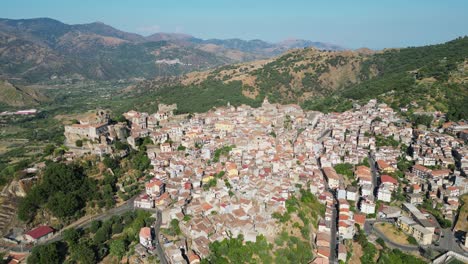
(397, 216, 415, 233)
(225, 162, 238, 177)
(412, 224, 433, 245)
(215, 121, 234, 132)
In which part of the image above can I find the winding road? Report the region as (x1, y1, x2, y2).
(364, 219, 468, 257)
(1, 195, 169, 263)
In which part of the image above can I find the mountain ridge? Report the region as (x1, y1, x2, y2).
(0, 17, 343, 83)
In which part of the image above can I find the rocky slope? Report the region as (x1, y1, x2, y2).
(0, 80, 48, 107)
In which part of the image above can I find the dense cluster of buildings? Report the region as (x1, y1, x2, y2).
(59, 99, 467, 263)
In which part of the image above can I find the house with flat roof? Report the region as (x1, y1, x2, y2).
(412, 224, 433, 245)
(397, 216, 416, 233)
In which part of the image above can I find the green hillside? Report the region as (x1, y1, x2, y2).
(0, 80, 48, 107)
(133, 37, 468, 120)
(335, 37, 468, 120)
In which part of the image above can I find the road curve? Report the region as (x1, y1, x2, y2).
(1, 195, 169, 264)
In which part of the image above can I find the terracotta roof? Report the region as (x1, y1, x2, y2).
(376, 160, 391, 169)
(381, 175, 398, 185)
(25, 226, 54, 239)
(139, 227, 151, 239)
(188, 252, 201, 263)
(201, 203, 213, 211)
(354, 213, 366, 225)
(146, 178, 164, 188)
(338, 222, 350, 227)
(323, 167, 339, 180)
(317, 246, 331, 258)
(339, 215, 349, 221)
(312, 257, 329, 264)
(431, 169, 450, 177)
(413, 164, 431, 172)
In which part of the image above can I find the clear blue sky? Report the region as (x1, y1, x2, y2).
(2, 0, 467, 49)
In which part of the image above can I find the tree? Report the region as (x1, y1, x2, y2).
(63, 228, 80, 246)
(75, 139, 83, 147)
(103, 155, 119, 170)
(109, 238, 127, 259)
(18, 162, 93, 222)
(202, 235, 274, 264)
(94, 225, 111, 244)
(17, 196, 38, 222)
(170, 219, 182, 236)
(28, 242, 62, 264)
(47, 192, 82, 220)
(131, 151, 151, 171)
(334, 163, 354, 179)
(114, 140, 129, 151)
(70, 242, 96, 264)
(112, 222, 124, 235)
(90, 220, 101, 233)
(177, 145, 186, 151)
(407, 236, 418, 245)
(376, 237, 386, 248)
(43, 144, 55, 156)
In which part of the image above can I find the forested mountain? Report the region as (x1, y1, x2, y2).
(0, 18, 341, 83)
(131, 37, 468, 120)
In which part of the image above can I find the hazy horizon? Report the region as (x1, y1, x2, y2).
(2, 0, 468, 49)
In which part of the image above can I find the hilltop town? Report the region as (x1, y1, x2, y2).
(0, 3, 467, 263)
(50, 98, 468, 263)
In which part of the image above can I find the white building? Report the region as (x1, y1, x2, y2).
(139, 227, 152, 248)
(360, 199, 376, 215)
(377, 187, 392, 202)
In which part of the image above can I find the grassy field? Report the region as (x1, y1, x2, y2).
(375, 222, 412, 245)
(348, 241, 363, 264)
(454, 194, 468, 232)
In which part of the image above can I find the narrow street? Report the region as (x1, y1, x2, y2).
(329, 204, 337, 264)
(318, 157, 338, 264)
(153, 209, 168, 264)
(367, 153, 378, 191)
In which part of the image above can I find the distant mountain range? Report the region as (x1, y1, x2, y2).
(0, 17, 343, 83)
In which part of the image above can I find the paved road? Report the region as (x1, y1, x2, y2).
(153, 209, 168, 264)
(365, 219, 419, 252)
(367, 153, 378, 190)
(365, 220, 468, 257)
(369, 222, 419, 252)
(433, 228, 468, 256)
(329, 204, 337, 264)
(1, 194, 169, 264)
(1, 196, 137, 252)
(363, 219, 395, 235)
(320, 162, 337, 264)
(46, 195, 139, 244)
